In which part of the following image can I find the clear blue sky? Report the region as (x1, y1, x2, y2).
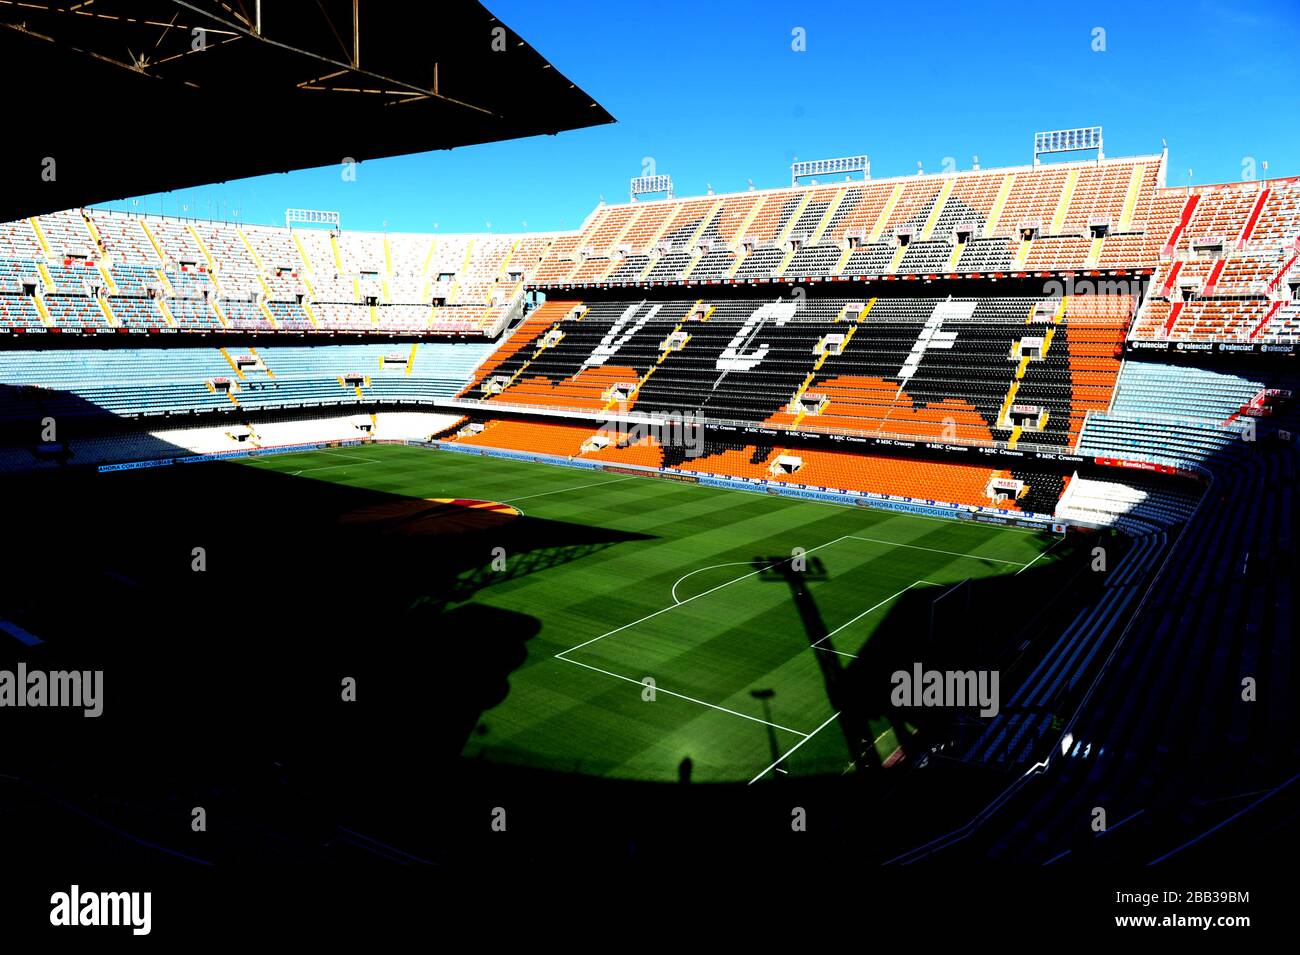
(95, 0, 1300, 233)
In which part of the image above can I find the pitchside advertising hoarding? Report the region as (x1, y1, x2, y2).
(96, 441, 373, 473)
(971, 512, 1060, 531)
(99, 440, 1078, 529)
(96, 457, 175, 472)
(1092, 456, 1198, 478)
(431, 443, 1067, 528)
(1127, 339, 1297, 357)
(713, 423, 1089, 466)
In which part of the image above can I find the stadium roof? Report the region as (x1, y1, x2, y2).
(0, 0, 615, 222)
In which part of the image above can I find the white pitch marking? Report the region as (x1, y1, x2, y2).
(555, 655, 808, 737)
(293, 457, 382, 474)
(847, 535, 1029, 567)
(810, 580, 925, 649)
(292, 464, 376, 474)
(813, 646, 858, 659)
(321, 449, 383, 464)
(784, 496, 1048, 535)
(749, 711, 841, 784)
(1015, 538, 1060, 576)
(282, 448, 382, 474)
(670, 562, 757, 604)
(554, 527, 1032, 769)
(553, 535, 852, 658)
(501, 475, 637, 504)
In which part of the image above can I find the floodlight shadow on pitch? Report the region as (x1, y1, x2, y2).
(747, 553, 871, 777)
(754, 555, 828, 581)
(750, 689, 781, 768)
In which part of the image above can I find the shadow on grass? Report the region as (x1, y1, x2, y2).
(0, 426, 1139, 868)
(0, 450, 654, 864)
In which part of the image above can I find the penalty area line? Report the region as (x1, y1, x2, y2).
(555, 654, 808, 737)
(287, 448, 384, 474)
(554, 535, 852, 658)
(749, 711, 841, 784)
(1015, 537, 1060, 576)
(846, 535, 1028, 568)
(810, 579, 930, 653)
(670, 562, 757, 604)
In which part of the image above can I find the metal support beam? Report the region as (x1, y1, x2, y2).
(353, 0, 360, 68)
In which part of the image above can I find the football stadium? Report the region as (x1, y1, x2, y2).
(1, 0, 1296, 932)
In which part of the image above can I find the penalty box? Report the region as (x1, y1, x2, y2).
(556, 535, 988, 738)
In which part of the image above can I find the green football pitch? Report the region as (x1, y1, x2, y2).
(245, 443, 1062, 784)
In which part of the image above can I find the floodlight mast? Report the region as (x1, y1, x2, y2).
(791, 155, 870, 186)
(1033, 126, 1103, 165)
(630, 174, 673, 202)
(285, 208, 342, 233)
